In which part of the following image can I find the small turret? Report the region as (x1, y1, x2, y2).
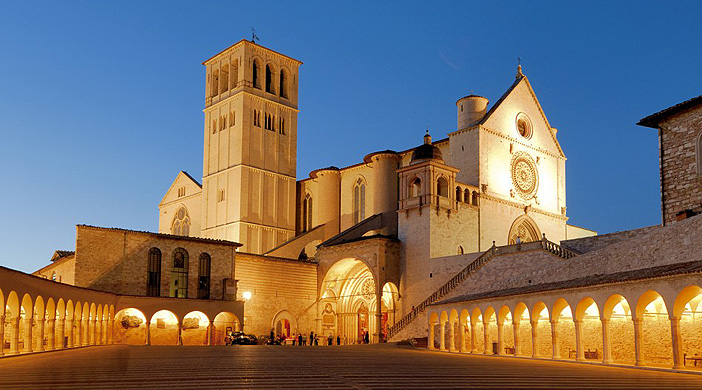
(456, 95, 489, 130)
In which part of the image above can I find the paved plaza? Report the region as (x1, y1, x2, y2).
(0, 344, 701, 389)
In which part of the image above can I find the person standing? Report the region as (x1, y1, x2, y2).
(298, 333, 303, 346)
(310, 331, 315, 346)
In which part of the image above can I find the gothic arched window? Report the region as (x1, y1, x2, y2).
(464, 188, 471, 203)
(280, 68, 288, 98)
(211, 70, 219, 97)
(302, 193, 313, 232)
(170, 248, 189, 298)
(171, 206, 190, 236)
(252, 59, 260, 89)
(410, 177, 421, 198)
(437, 177, 448, 197)
(198, 253, 211, 299)
(220, 64, 229, 93)
(353, 178, 366, 224)
(455, 187, 462, 202)
(696, 131, 702, 177)
(265, 64, 274, 93)
(230, 60, 238, 90)
(147, 248, 161, 297)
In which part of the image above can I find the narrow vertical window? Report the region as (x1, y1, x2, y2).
(280, 69, 288, 98)
(265, 64, 274, 93)
(231, 60, 238, 89)
(302, 194, 313, 232)
(353, 178, 366, 224)
(211, 70, 219, 96)
(147, 248, 162, 297)
(252, 60, 260, 89)
(220, 64, 229, 93)
(170, 248, 189, 298)
(198, 253, 211, 299)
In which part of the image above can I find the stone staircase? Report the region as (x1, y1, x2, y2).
(387, 237, 578, 341)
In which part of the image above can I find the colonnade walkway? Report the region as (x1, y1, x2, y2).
(0, 344, 701, 389)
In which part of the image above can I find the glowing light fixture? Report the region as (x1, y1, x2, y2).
(242, 291, 252, 300)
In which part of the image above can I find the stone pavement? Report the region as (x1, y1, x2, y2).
(0, 344, 701, 389)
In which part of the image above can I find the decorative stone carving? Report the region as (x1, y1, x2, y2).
(361, 279, 375, 300)
(510, 152, 539, 200)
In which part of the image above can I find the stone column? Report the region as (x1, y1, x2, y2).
(47, 319, 56, 351)
(145, 322, 151, 346)
(601, 318, 612, 364)
(65, 319, 73, 348)
(36, 318, 45, 352)
(439, 322, 446, 351)
(0, 315, 4, 356)
(57, 319, 65, 349)
(530, 320, 538, 358)
(633, 318, 644, 366)
(428, 323, 435, 350)
(670, 317, 684, 369)
(177, 321, 183, 345)
(551, 320, 560, 359)
(82, 319, 89, 346)
(74, 319, 80, 347)
(574, 319, 584, 361)
(206, 324, 212, 346)
(513, 321, 520, 356)
(483, 321, 490, 354)
(23, 318, 33, 353)
(89, 319, 96, 345)
(449, 321, 456, 352)
(459, 323, 466, 353)
(496, 321, 504, 355)
(470, 322, 477, 353)
(375, 312, 383, 344)
(108, 318, 114, 344)
(10, 317, 19, 354)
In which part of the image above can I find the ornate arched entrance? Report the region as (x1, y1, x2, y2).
(508, 215, 541, 244)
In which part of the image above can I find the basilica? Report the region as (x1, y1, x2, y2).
(2, 39, 701, 372)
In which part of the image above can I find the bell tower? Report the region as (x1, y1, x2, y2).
(200, 40, 302, 254)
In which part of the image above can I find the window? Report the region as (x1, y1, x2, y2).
(212, 119, 217, 134)
(280, 69, 288, 98)
(410, 178, 421, 197)
(177, 187, 186, 197)
(464, 188, 470, 203)
(229, 110, 235, 127)
(302, 194, 313, 232)
(171, 206, 190, 236)
(437, 177, 448, 197)
(697, 131, 702, 177)
(265, 64, 274, 93)
(279, 117, 285, 135)
(353, 178, 366, 224)
(252, 60, 260, 89)
(198, 253, 211, 299)
(457, 246, 464, 255)
(220, 65, 229, 93)
(455, 187, 462, 202)
(253, 110, 261, 127)
(516, 113, 533, 139)
(218, 189, 225, 202)
(211, 70, 219, 97)
(170, 248, 189, 298)
(472, 191, 479, 206)
(52, 272, 57, 282)
(147, 248, 161, 297)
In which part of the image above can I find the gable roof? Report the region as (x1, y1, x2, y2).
(637, 95, 702, 128)
(478, 73, 565, 158)
(51, 250, 74, 262)
(159, 171, 202, 206)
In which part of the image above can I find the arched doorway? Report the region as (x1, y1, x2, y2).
(272, 310, 297, 340)
(320, 258, 378, 344)
(182, 311, 209, 345)
(508, 215, 541, 244)
(212, 312, 240, 345)
(114, 308, 147, 345)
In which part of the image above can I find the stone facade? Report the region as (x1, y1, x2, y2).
(639, 98, 702, 225)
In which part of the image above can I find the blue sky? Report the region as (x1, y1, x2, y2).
(0, 1, 700, 272)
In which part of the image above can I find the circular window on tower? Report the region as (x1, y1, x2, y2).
(515, 113, 533, 140)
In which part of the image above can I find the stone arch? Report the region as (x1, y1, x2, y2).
(381, 282, 399, 340)
(531, 301, 552, 358)
(603, 294, 634, 364)
(575, 297, 603, 361)
(498, 305, 514, 355)
(265, 61, 277, 94)
(674, 285, 702, 368)
(448, 309, 459, 352)
(439, 311, 449, 351)
(513, 302, 531, 356)
(484, 306, 497, 354)
(114, 308, 147, 345)
(428, 311, 439, 350)
(171, 205, 191, 236)
(182, 311, 210, 345)
(471, 307, 484, 353)
(636, 290, 672, 366)
(409, 176, 422, 198)
(279, 66, 289, 98)
(272, 309, 297, 339)
(696, 130, 702, 177)
(150, 310, 179, 345)
(552, 298, 575, 359)
(459, 309, 470, 353)
(508, 215, 541, 245)
(212, 311, 240, 345)
(436, 176, 449, 197)
(0, 288, 4, 317)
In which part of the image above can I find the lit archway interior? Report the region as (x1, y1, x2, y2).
(320, 258, 391, 344)
(114, 308, 147, 345)
(182, 311, 210, 345)
(212, 312, 240, 345)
